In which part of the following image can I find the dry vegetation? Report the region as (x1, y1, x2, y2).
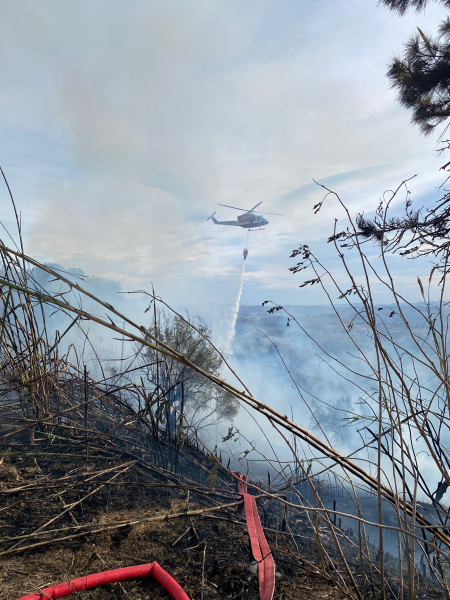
(0, 177, 449, 600)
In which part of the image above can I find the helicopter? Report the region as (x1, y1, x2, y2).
(207, 202, 282, 231)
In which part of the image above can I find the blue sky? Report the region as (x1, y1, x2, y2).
(0, 0, 446, 308)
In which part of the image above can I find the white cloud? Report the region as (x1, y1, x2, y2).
(0, 0, 445, 306)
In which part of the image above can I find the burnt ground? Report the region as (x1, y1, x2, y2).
(0, 452, 347, 600)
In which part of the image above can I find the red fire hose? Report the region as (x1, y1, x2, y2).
(234, 473, 275, 600)
(15, 561, 189, 600)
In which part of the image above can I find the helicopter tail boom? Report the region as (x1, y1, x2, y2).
(213, 219, 241, 226)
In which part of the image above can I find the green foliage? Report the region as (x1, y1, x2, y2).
(387, 21, 450, 135)
(206, 463, 217, 489)
(141, 308, 239, 424)
(175, 419, 187, 447)
(221, 426, 239, 442)
(379, 0, 450, 15)
(378, 0, 450, 136)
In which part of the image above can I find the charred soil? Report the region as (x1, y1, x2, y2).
(0, 451, 346, 600)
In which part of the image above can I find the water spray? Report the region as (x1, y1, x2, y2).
(224, 231, 250, 355)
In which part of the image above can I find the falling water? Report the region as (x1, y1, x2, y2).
(223, 258, 246, 355)
(223, 231, 250, 355)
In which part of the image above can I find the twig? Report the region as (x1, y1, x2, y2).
(201, 540, 207, 600)
(172, 526, 191, 547)
(4, 462, 135, 553)
(0, 498, 244, 557)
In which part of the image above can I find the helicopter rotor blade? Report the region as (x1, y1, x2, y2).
(217, 203, 249, 212)
(241, 202, 264, 215)
(246, 202, 263, 213)
(216, 201, 282, 216)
